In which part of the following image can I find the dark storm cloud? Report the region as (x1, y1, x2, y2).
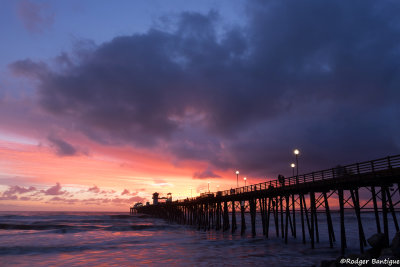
(10, 0, 400, 177)
(47, 135, 77, 156)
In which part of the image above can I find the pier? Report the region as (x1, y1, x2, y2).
(133, 155, 400, 254)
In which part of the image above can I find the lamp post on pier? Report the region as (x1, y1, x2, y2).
(236, 170, 239, 187)
(208, 181, 210, 193)
(294, 149, 300, 183)
(244, 177, 247, 186)
(291, 163, 295, 177)
(293, 149, 300, 239)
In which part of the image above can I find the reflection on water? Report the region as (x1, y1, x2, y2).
(0, 211, 398, 266)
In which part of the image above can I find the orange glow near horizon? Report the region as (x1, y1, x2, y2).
(0, 137, 255, 211)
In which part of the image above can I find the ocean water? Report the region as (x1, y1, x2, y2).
(0, 211, 398, 266)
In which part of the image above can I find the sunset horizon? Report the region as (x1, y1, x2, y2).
(2, 1, 400, 266)
(1, 0, 399, 212)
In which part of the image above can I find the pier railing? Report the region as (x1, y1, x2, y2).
(184, 154, 400, 201)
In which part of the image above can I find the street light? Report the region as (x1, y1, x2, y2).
(217, 185, 220, 191)
(244, 177, 247, 186)
(236, 170, 239, 187)
(208, 181, 210, 193)
(291, 163, 295, 177)
(294, 149, 300, 183)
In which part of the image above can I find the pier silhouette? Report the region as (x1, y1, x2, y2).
(133, 155, 400, 255)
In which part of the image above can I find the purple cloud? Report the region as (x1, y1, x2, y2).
(87, 185, 115, 195)
(9, 58, 48, 78)
(42, 182, 66, 195)
(2, 185, 37, 197)
(193, 167, 221, 179)
(0, 195, 18, 201)
(17, 0, 54, 33)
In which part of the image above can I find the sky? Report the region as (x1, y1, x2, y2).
(0, 0, 399, 211)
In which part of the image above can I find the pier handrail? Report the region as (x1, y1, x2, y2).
(177, 154, 400, 202)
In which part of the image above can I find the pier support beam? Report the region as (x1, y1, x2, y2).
(223, 201, 230, 231)
(273, 198, 279, 237)
(339, 189, 347, 255)
(350, 188, 366, 253)
(216, 202, 222, 231)
(371, 186, 381, 234)
(323, 192, 335, 248)
(260, 198, 266, 236)
(382, 186, 389, 247)
(250, 198, 256, 237)
(292, 194, 296, 238)
(300, 193, 306, 244)
(241, 201, 246, 235)
(310, 191, 315, 249)
(386, 187, 399, 232)
(266, 197, 271, 238)
(232, 201, 237, 233)
(285, 194, 290, 244)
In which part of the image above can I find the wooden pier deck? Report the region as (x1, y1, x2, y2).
(133, 155, 400, 254)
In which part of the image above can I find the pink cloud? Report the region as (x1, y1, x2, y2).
(44, 196, 145, 206)
(88, 185, 116, 195)
(48, 196, 78, 204)
(88, 185, 100, 193)
(112, 196, 145, 204)
(121, 189, 130, 195)
(101, 190, 116, 194)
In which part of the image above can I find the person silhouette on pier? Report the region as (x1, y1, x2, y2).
(278, 174, 285, 187)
